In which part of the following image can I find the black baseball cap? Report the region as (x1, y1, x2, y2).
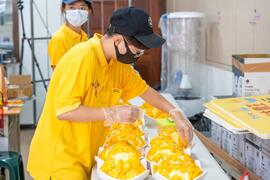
(62, 0, 92, 4)
(109, 7, 165, 49)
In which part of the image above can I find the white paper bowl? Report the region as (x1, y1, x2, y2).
(95, 156, 150, 180)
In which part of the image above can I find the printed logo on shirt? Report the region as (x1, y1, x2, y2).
(92, 80, 100, 97)
(113, 88, 121, 93)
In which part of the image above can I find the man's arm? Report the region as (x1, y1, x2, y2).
(57, 105, 140, 125)
(57, 105, 105, 122)
(140, 87, 175, 113)
(140, 87, 193, 145)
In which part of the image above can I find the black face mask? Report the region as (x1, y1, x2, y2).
(114, 38, 139, 64)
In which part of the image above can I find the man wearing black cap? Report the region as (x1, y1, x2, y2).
(27, 7, 193, 179)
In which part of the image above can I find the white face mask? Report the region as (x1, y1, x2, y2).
(65, 9, 89, 27)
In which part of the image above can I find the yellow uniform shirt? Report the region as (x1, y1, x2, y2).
(27, 34, 149, 180)
(48, 24, 88, 67)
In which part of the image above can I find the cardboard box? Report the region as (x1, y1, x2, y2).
(262, 139, 270, 153)
(228, 133, 240, 160)
(245, 140, 261, 176)
(260, 149, 270, 180)
(246, 133, 270, 157)
(9, 75, 31, 85)
(225, 131, 247, 165)
(254, 146, 262, 176)
(216, 124, 223, 148)
(210, 121, 217, 143)
(238, 134, 246, 165)
(211, 121, 222, 148)
(211, 122, 223, 148)
(232, 54, 270, 96)
(220, 128, 226, 150)
(221, 128, 229, 153)
(245, 133, 262, 149)
(7, 75, 32, 99)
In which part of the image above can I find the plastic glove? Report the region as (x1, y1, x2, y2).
(102, 105, 141, 126)
(169, 108, 193, 146)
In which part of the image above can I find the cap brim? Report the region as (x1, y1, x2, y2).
(135, 33, 165, 49)
(63, 0, 77, 4)
(64, 0, 92, 4)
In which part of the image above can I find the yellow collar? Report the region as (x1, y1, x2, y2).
(91, 33, 114, 67)
(61, 24, 87, 40)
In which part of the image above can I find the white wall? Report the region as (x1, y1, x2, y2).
(167, 0, 195, 12)
(166, 0, 233, 101)
(204, 65, 233, 100)
(166, 0, 270, 102)
(12, 0, 62, 124)
(196, 0, 270, 67)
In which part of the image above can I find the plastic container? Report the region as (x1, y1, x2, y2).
(159, 12, 206, 98)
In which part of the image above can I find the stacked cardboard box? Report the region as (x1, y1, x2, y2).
(210, 120, 270, 179)
(260, 149, 270, 180)
(232, 54, 270, 96)
(205, 55, 270, 178)
(232, 54, 270, 179)
(7, 75, 32, 99)
(210, 121, 246, 164)
(238, 134, 246, 165)
(244, 135, 262, 176)
(245, 134, 270, 179)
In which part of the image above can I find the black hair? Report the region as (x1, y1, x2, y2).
(105, 26, 149, 50)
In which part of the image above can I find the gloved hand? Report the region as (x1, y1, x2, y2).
(102, 105, 141, 126)
(169, 108, 194, 146)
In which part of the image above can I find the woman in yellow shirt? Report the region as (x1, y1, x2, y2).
(27, 7, 193, 180)
(48, 0, 93, 70)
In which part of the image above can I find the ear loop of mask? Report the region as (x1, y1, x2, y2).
(123, 38, 137, 56)
(62, 11, 66, 24)
(115, 38, 134, 56)
(114, 38, 139, 64)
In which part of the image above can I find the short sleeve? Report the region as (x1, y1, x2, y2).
(48, 36, 67, 67)
(53, 50, 93, 116)
(121, 65, 149, 102)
